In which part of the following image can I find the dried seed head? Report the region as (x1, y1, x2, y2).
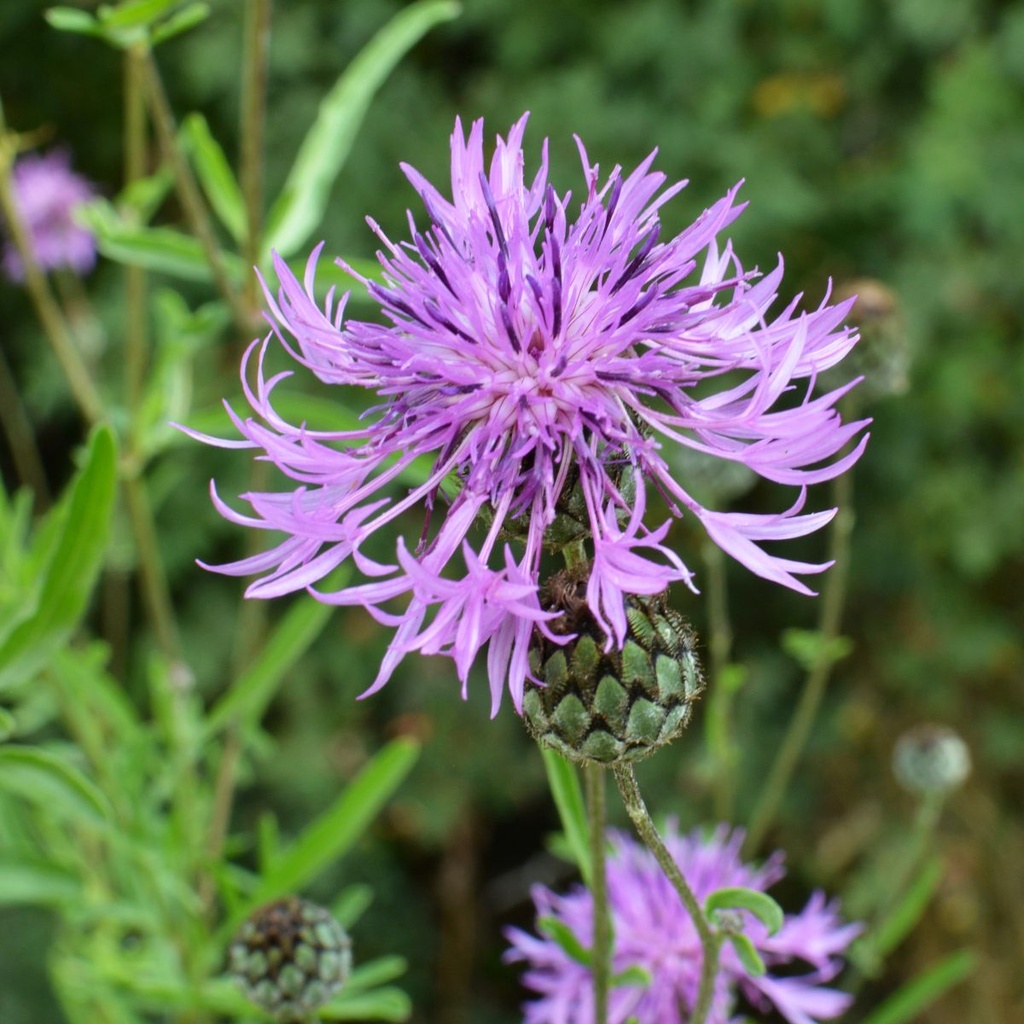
(229, 897, 352, 1022)
(522, 564, 704, 764)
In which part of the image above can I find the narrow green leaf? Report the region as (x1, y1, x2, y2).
(538, 915, 591, 966)
(252, 737, 420, 904)
(0, 746, 112, 823)
(205, 595, 336, 736)
(331, 883, 374, 930)
(180, 113, 245, 242)
(611, 965, 651, 989)
(79, 200, 244, 282)
(322, 986, 411, 1021)
(0, 427, 117, 691)
(859, 949, 976, 1024)
(872, 856, 944, 957)
(0, 860, 81, 906)
(341, 954, 407, 992)
(116, 165, 175, 223)
(98, 0, 180, 30)
(540, 748, 591, 885)
(264, 0, 460, 259)
(150, 1, 209, 45)
(781, 628, 853, 672)
(44, 7, 101, 35)
(723, 931, 767, 977)
(0, 707, 15, 741)
(705, 886, 785, 936)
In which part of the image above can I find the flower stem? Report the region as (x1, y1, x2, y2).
(585, 764, 610, 1024)
(239, 0, 271, 315)
(702, 539, 737, 823)
(743, 469, 854, 857)
(613, 763, 719, 1024)
(140, 48, 251, 332)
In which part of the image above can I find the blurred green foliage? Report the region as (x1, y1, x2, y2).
(1, 0, 1022, 1022)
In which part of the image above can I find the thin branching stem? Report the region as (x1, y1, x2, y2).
(613, 763, 719, 1024)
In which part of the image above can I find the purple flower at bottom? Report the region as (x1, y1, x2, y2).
(2, 149, 97, 282)
(504, 824, 860, 1024)
(194, 115, 868, 714)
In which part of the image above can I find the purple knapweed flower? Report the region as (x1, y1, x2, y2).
(195, 115, 868, 714)
(505, 824, 861, 1024)
(2, 150, 97, 282)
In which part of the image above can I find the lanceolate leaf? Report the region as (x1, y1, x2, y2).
(263, 0, 460, 259)
(0, 427, 117, 691)
(248, 737, 420, 907)
(180, 113, 246, 242)
(204, 594, 337, 737)
(858, 950, 975, 1024)
(0, 746, 112, 824)
(540, 748, 591, 886)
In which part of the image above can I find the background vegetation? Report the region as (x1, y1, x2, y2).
(1, 0, 1022, 1022)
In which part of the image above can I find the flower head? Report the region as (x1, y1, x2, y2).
(197, 115, 867, 712)
(2, 149, 97, 281)
(505, 824, 861, 1024)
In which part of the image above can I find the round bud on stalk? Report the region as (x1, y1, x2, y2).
(893, 724, 971, 796)
(523, 564, 704, 764)
(229, 897, 352, 1022)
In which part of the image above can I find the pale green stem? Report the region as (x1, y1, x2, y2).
(702, 539, 737, 823)
(140, 48, 251, 332)
(614, 764, 719, 1024)
(240, 0, 271, 309)
(124, 44, 149, 417)
(0, 344, 50, 504)
(585, 765, 611, 1024)
(743, 469, 854, 857)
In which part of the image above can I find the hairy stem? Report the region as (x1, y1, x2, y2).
(585, 765, 611, 1024)
(744, 470, 854, 856)
(613, 764, 719, 1024)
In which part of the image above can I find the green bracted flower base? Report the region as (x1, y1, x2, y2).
(523, 570, 704, 765)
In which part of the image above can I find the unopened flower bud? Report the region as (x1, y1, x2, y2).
(229, 897, 352, 1022)
(893, 724, 971, 796)
(523, 564, 703, 764)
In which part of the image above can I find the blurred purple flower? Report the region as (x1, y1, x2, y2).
(196, 115, 867, 713)
(2, 150, 97, 281)
(505, 824, 861, 1024)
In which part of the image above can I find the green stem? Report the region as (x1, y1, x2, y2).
(743, 469, 854, 857)
(585, 765, 610, 1024)
(122, 470, 181, 661)
(239, 0, 271, 313)
(140, 48, 251, 332)
(0, 343, 50, 504)
(124, 44, 149, 417)
(702, 539, 737, 823)
(613, 764, 719, 1024)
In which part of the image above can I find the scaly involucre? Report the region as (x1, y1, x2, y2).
(504, 824, 861, 1024)
(198, 115, 868, 713)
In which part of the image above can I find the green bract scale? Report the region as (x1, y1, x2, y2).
(523, 565, 704, 764)
(228, 897, 352, 1022)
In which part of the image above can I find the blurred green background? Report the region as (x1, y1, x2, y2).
(1, 0, 1022, 1022)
